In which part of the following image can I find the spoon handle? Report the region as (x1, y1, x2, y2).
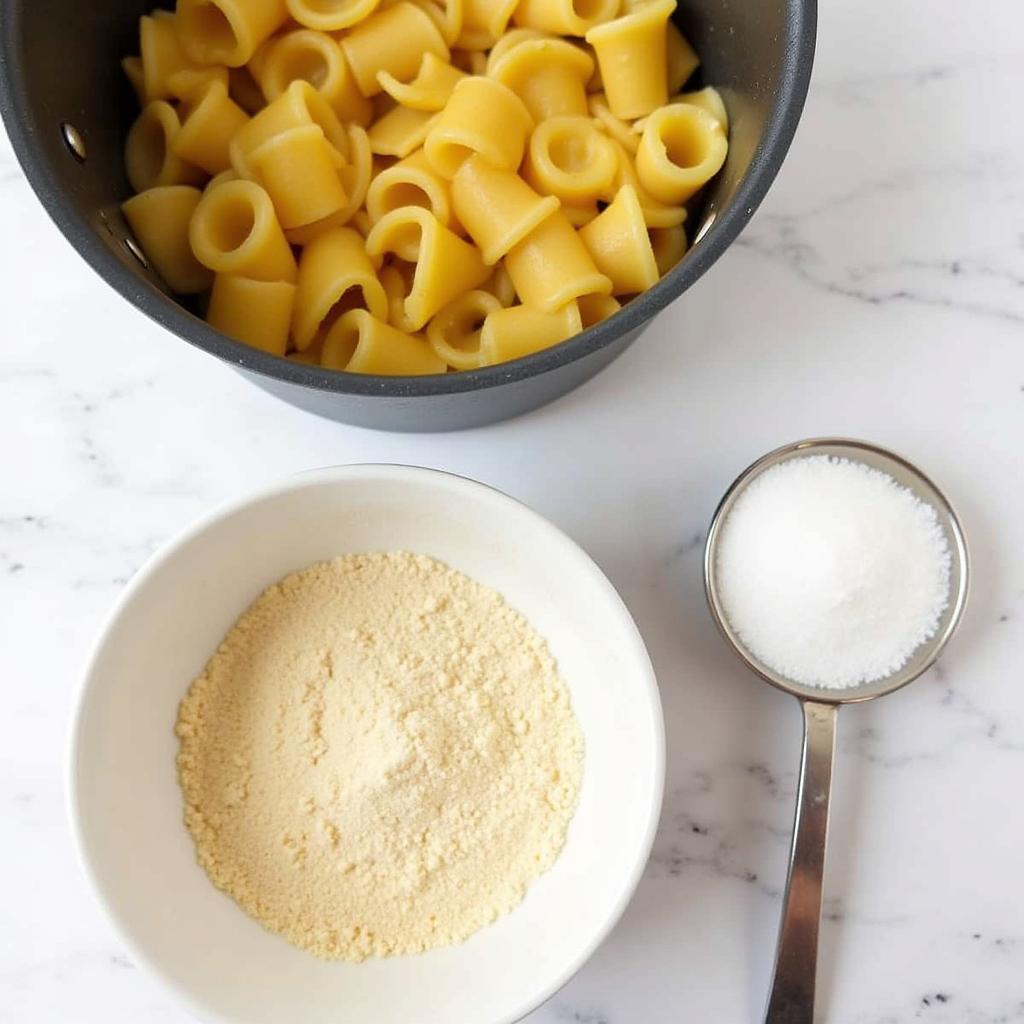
(764, 699, 838, 1024)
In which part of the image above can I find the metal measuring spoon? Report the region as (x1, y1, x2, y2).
(703, 438, 969, 1024)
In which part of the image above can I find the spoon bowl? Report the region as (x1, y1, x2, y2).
(703, 437, 969, 1023)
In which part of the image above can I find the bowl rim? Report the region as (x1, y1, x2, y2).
(0, 1, 816, 399)
(66, 463, 666, 1024)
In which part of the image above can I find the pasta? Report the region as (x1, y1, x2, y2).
(424, 76, 533, 178)
(207, 274, 296, 354)
(322, 309, 446, 373)
(291, 227, 388, 349)
(635, 102, 728, 203)
(189, 178, 298, 281)
(577, 184, 660, 295)
(451, 155, 559, 264)
(479, 301, 582, 364)
(118, 0, 728, 373)
(365, 206, 489, 328)
(488, 37, 593, 122)
(585, 0, 676, 119)
(121, 186, 213, 294)
(426, 289, 501, 369)
(504, 209, 611, 311)
(125, 101, 205, 193)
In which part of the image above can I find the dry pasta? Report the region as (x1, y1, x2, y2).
(118, 0, 728, 372)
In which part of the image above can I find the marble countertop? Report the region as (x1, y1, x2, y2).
(3, 0, 1023, 1021)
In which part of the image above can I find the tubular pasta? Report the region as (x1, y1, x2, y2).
(585, 0, 675, 119)
(285, 0, 380, 31)
(605, 137, 687, 227)
(140, 12, 197, 102)
(175, 0, 289, 67)
(249, 124, 348, 228)
(479, 301, 582, 364)
(322, 309, 446, 374)
(259, 29, 373, 124)
(488, 38, 593, 122)
(365, 206, 489, 328)
(482, 262, 517, 306)
(460, 0, 518, 45)
(649, 222, 687, 276)
(291, 226, 389, 349)
(368, 105, 438, 158)
(340, 2, 449, 97)
(578, 184, 660, 294)
(451, 155, 559, 264)
(427, 289, 501, 369)
(523, 116, 617, 204)
(125, 101, 206, 192)
(665, 20, 700, 94)
(589, 91, 640, 154)
(189, 178, 298, 281)
(424, 75, 533, 178)
(366, 148, 456, 228)
(122, 56, 148, 106)
(504, 209, 612, 311)
(635, 102, 728, 203)
(512, 0, 620, 36)
(173, 80, 250, 175)
(207, 274, 297, 354)
(377, 52, 465, 110)
(379, 261, 420, 332)
(167, 65, 230, 101)
(577, 291, 620, 327)
(121, 185, 212, 293)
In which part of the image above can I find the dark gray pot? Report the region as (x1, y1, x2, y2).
(0, 0, 815, 431)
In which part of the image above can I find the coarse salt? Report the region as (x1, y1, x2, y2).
(715, 455, 952, 689)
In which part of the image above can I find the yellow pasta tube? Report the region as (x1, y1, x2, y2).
(578, 184, 659, 294)
(649, 222, 687, 276)
(424, 76, 532, 179)
(230, 79, 348, 177)
(504, 210, 612, 311)
(578, 291, 620, 327)
(207, 274, 296, 355)
(189, 179, 298, 282)
(205, 168, 239, 192)
(673, 86, 728, 132)
(589, 91, 640, 154)
(173, 80, 250, 175)
(322, 309, 446, 374)
(340, 3, 449, 97)
(377, 52, 465, 110)
(365, 206, 489, 329)
(259, 29, 373, 124)
(561, 202, 600, 227)
(291, 227, 389, 349)
(284, 122, 372, 243)
(484, 27, 549, 71)
(523, 116, 617, 204)
(121, 186, 213, 294)
(426, 289, 501, 369)
(489, 38, 593, 122)
(513, 0, 619, 36)
(166, 65, 230, 101)
(635, 102, 727, 203)
(125, 101, 205, 193)
(176, 0, 289, 67)
(285, 0, 379, 31)
(460, 0, 518, 44)
(482, 262, 517, 306)
(140, 12, 197, 102)
(367, 105, 437, 158)
(479, 301, 582, 364)
(122, 56, 147, 106)
(249, 124, 347, 228)
(666, 20, 700, 94)
(585, 0, 675, 119)
(605, 137, 687, 227)
(366, 148, 455, 228)
(451, 156, 559, 265)
(405, 0, 463, 47)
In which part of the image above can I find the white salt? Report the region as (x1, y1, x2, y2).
(715, 455, 952, 689)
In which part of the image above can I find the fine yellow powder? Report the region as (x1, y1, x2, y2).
(175, 551, 584, 961)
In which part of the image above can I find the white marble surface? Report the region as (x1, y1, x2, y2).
(2, 0, 1023, 1021)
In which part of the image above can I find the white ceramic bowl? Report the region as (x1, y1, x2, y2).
(70, 465, 664, 1024)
